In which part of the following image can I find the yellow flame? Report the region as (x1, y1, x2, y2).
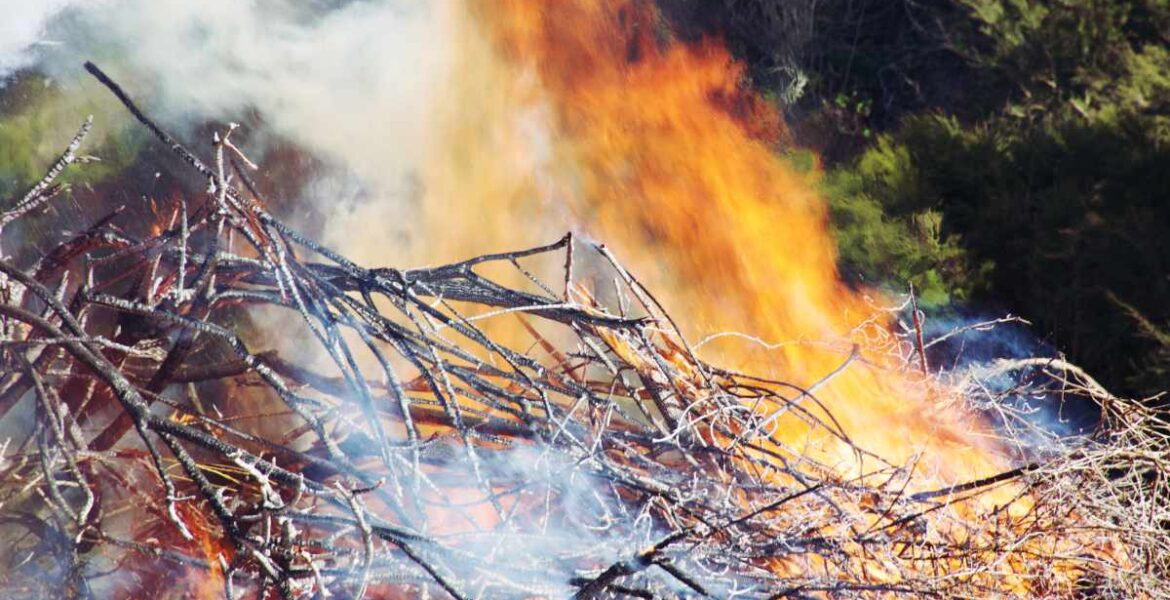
(423, 0, 1010, 487)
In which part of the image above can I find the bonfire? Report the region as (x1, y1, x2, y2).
(6, 0, 1170, 596)
(0, 57, 1167, 599)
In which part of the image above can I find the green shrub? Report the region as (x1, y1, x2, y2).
(828, 107, 1170, 396)
(1, 72, 143, 201)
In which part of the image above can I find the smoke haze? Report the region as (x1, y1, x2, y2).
(12, 0, 451, 264)
(0, 0, 75, 81)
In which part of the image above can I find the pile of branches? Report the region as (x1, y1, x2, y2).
(1, 63, 1168, 599)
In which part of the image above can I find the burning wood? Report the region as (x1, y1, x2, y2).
(0, 64, 1168, 599)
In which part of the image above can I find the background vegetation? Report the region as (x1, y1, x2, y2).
(668, 0, 1170, 398)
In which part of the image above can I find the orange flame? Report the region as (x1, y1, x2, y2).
(425, 0, 1009, 488)
(176, 502, 228, 597)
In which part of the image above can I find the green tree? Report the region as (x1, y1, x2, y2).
(823, 0, 1170, 396)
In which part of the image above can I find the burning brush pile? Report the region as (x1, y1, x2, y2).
(1, 64, 1169, 599)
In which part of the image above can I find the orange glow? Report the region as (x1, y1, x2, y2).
(426, 0, 1008, 488)
(177, 502, 228, 597)
(361, 0, 1131, 593)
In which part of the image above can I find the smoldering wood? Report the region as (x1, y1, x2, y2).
(0, 62, 1166, 599)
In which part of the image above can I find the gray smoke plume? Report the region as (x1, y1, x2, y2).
(13, 0, 448, 258)
(0, 0, 75, 81)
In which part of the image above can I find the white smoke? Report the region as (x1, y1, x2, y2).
(0, 0, 76, 82)
(21, 0, 448, 261)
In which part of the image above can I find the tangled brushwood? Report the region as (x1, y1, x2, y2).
(1, 63, 1168, 599)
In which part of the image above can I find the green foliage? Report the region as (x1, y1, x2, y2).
(822, 142, 976, 307)
(0, 73, 144, 201)
(829, 107, 1170, 395)
(957, 0, 1170, 120)
(1111, 292, 1170, 397)
(662, 0, 990, 160)
(779, 0, 1170, 397)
